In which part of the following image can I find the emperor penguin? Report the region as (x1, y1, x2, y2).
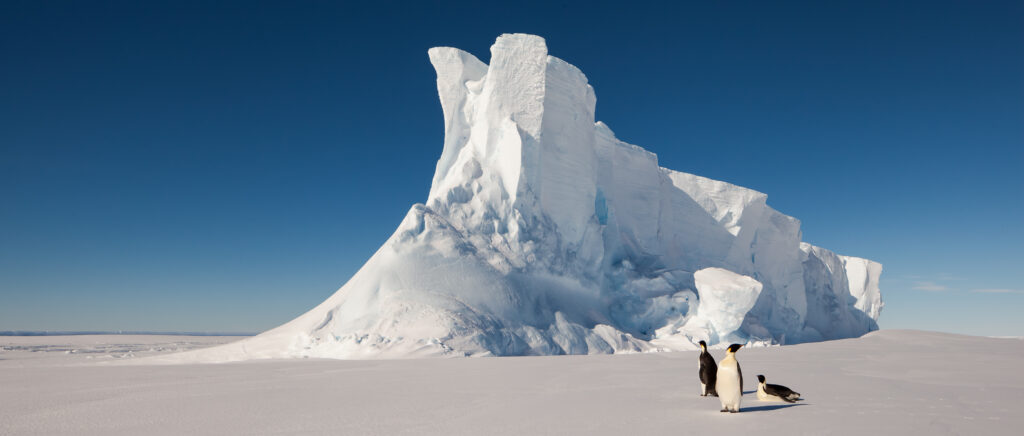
(697, 340, 718, 396)
(715, 344, 744, 413)
(756, 375, 801, 403)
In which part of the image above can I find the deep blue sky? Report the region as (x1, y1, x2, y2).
(2, 1, 1021, 335)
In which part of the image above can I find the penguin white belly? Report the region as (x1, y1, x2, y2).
(757, 384, 778, 401)
(716, 365, 741, 411)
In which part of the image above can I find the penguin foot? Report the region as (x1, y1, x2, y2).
(730, 410, 739, 413)
(720, 409, 728, 413)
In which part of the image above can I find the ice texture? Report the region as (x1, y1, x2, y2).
(686, 268, 764, 344)
(171, 34, 882, 361)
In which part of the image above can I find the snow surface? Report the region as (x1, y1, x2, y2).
(1, 331, 1021, 435)
(0, 335, 240, 365)
(170, 33, 882, 361)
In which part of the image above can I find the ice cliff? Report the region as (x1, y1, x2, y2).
(175, 34, 882, 361)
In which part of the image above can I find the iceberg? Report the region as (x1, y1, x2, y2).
(174, 34, 882, 361)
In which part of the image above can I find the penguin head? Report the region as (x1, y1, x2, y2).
(698, 340, 707, 350)
(726, 344, 743, 353)
(757, 375, 766, 383)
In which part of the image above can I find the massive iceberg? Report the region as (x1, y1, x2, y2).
(175, 34, 882, 361)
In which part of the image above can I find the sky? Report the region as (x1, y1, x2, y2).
(1, 1, 1021, 336)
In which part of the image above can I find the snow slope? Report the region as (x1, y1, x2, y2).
(170, 33, 882, 360)
(2, 331, 1020, 435)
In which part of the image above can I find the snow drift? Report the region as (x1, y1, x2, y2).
(174, 34, 882, 361)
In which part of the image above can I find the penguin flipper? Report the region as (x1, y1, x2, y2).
(765, 383, 800, 402)
(737, 362, 743, 391)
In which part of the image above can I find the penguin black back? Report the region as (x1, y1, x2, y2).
(698, 340, 718, 396)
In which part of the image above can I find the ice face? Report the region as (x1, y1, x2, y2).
(175, 34, 883, 361)
(689, 268, 764, 344)
(797, 243, 882, 341)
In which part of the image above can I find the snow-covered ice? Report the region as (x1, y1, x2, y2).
(1, 330, 1021, 435)
(157, 33, 884, 361)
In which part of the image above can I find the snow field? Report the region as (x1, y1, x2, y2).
(1, 330, 1020, 435)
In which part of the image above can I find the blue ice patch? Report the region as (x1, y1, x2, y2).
(595, 188, 608, 225)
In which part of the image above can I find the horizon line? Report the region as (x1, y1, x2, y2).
(0, 330, 256, 337)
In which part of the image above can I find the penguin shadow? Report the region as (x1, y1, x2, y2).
(738, 390, 806, 413)
(740, 403, 804, 413)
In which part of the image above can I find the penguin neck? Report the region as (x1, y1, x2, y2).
(722, 352, 737, 365)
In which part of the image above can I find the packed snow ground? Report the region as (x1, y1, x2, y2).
(1, 330, 1020, 435)
(0, 335, 239, 366)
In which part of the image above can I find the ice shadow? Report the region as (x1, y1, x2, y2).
(740, 403, 804, 413)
